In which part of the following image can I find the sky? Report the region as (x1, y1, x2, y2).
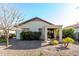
(1, 3, 79, 27)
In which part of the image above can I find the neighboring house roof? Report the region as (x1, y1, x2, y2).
(16, 17, 55, 27)
(65, 22, 79, 29)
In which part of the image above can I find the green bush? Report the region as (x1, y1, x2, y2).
(51, 39, 59, 45)
(63, 37, 75, 43)
(63, 37, 75, 48)
(20, 31, 41, 40)
(33, 32, 41, 40)
(63, 28, 75, 38)
(20, 31, 31, 40)
(0, 37, 6, 43)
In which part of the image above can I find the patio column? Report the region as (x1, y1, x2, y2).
(54, 29, 56, 39)
(59, 27, 62, 42)
(44, 27, 48, 42)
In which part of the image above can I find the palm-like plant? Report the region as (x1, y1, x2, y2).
(63, 37, 75, 48)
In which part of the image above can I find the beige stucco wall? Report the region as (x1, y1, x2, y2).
(16, 19, 54, 39)
(18, 20, 53, 31)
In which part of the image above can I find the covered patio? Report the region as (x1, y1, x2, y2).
(44, 25, 62, 42)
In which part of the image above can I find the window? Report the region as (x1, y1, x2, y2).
(39, 28, 42, 32)
(22, 28, 29, 32)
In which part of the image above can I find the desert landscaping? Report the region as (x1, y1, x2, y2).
(0, 39, 79, 56)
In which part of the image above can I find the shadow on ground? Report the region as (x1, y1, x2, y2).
(0, 43, 7, 46)
(74, 42, 79, 45)
(56, 45, 69, 51)
(5, 39, 42, 50)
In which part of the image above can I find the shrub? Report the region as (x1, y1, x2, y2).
(51, 39, 59, 45)
(63, 28, 75, 38)
(20, 31, 41, 40)
(20, 31, 31, 40)
(33, 32, 41, 40)
(0, 37, 6, 43)
(63, 37, 75, 48)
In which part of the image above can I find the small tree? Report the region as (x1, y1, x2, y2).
(0, 4, 24, 47)
(63, 27, 75, 38)
(63, 37, 75, 48)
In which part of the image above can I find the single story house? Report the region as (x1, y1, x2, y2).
(15, 17, 62, 42)
(65, 22, 79, 40)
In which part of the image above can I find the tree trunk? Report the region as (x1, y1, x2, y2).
(5, 30, 9, 47)
(6, 36, 9, 47)
(65, 42, 69, 48)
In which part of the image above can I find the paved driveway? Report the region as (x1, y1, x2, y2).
(8, 39, 42, 50)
